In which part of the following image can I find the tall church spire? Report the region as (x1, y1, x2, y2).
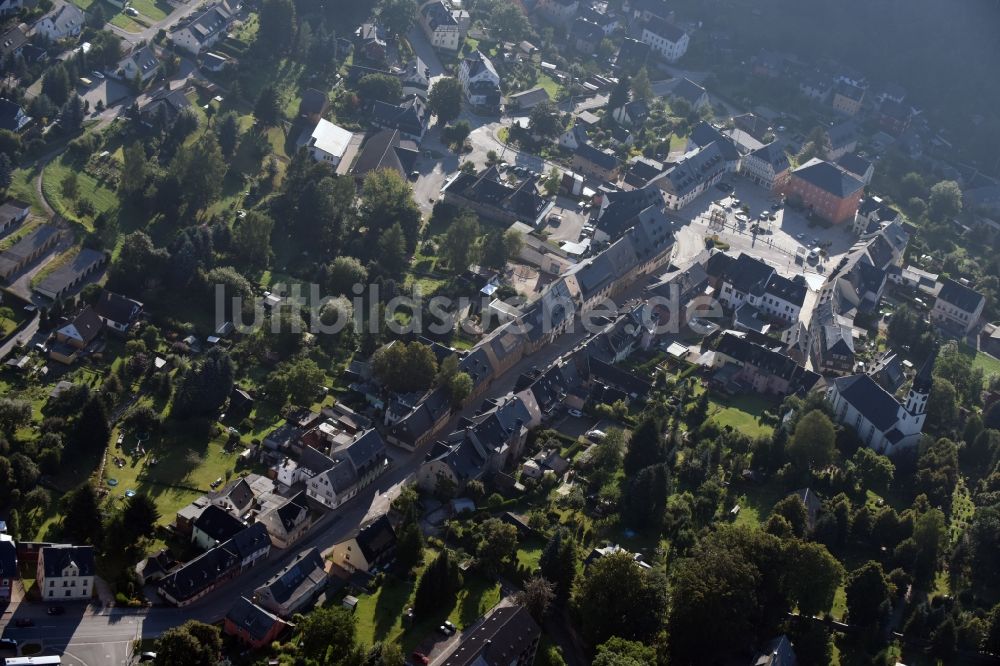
(912, 344, 938, 395)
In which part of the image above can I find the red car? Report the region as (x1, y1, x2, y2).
(411, 652, 430, 665)
(13, 618, 34, 628)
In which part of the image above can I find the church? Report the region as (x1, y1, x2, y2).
(827, 348, 936, 455)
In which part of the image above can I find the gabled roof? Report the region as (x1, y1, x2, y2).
(462, 50, 498, 82)
(123, 45, 159, 74)
(721, 253, 775, 295)
(41, 545, 95, 578)
(790, 158, 864, 198)
(836, 153, 872, 178)
(574, 142, 618, 171)
(159, 542, 240, 601)
(352, 128, 419, 179)
(937, 277, 984, 312)
(649, 141, 726, 198)
(748, 142, 790, 171)
(270, 491, 309, 533)
(0, 26, 28, 59)
(825, 120, 858, 150)
(39, 3, 84, 34)
(192, 504, 245, 543)
(688, 122, 740, 162)
(764, 273, 807, 307)
(256, 547, 326, 608)
(715, 332, 819, 391)
(421, 0, 458, 29)
(355, 514, 396, 563)
(440, 605, 541, 666)
(224, 522, 270, 560)
(94, 290, 143, 325)
(183, 2, 233, 43)
(299, 88, 328, 116)
(226, 597, 285, 642)
(58, 307, 104, 345)
(643, 15, 686, 42)
(834, 80, 864, 102)
(371, 95, 427, 136)
(832, 374, 901, 430)
(671, 77, 707, 105)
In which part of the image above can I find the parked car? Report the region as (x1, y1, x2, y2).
(0, 638, 17, 650)
(91, 70, 105, 80)
(47, 605, 65, 616)
(586, 429, 607, 441)
(411, 653, 430, 666)
(444, 620, 456, 634)
(13, 618, 34, 627)
(567, 408, 584, 418)
(548, 213, 562, 225)
(409, 170, 419, 180)
(139, 653, 158, 663)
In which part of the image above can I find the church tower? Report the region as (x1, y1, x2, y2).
(899, 345, 938, 441)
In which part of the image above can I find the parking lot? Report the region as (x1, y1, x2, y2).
(539, 197, 590, 243)
(672, 175, 857, 281)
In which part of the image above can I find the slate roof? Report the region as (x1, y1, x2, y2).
(507, 87, 550, 108)
(715, 332, 820, 392)
(255, 547, 326, 611)
(574, 142, 618, 171)
(648, 141, 726, 198)
(644, 15, 686, 42)
(351, 128, 418, 179)
(671, 77, 707, 106)
(688, 122, 740, 161)
(749, 142, 789, 171)
(754, 634, 797, 666)
(826, 120, 858, 150)
(355, 514, 396, 564)
(832, 374, 902, 430)
(224, 522, 270, 560)
(836, 153, 872, 179)
(791, 158, 864, 198)
(834, 81, 864, 102)
(421, 0, 458, 29)
(0, 26, 28, 59)
(41, 545, 95, 578)
(616, 37, 650, 70)
(371, 95, 427, 137)
(272, 492, 310, 533)
(389, 387, 451, 446)
(937, 277, 985, 313)
(193, 504, 245, 544)
(440, 605, 541, 666)
(298, 88, 328, 116)
(123, 45, 159, 76)
(140, 88, 192, 120)
(444, 168, 550, 223)
(159, 543, 240, 602)
(183, 2, 233, 44)
(722, 253, 775, 296)
(226, 597, 285, 643)
(764, 273, 807, 306)
(93, 290, 142, 326)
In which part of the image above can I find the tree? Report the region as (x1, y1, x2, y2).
(395, 505, 424, 572)
(119, 142, 149, 199)
(929, 180, 962, 221)
(608, 75, 630, 112)
(0, 152, 12, 192)
(798, 126, 830, 162)
(372, 341, 438, 393)
(169, 137, 227, 213)
(985, 603, 1000, 655)
(964, 504, 1000, 589)
(171, 347, 236, 419)
(359, 169, 422, 252)
(428, 77, 463, 124)
(916, 437, 960, 510)
(42, 64, 71, 106)
(593, 638, 656, 666)
(442, 120, 471, 150)
(257, 0, 297, 53)
(361, 642, 406, 666)
(845, 561, 891, 627)
(123, 494, 160, 543)
(254, 85, 282, 127)
(772, 495, 810, 538)
(377, 222, 408, 274)
(215, 112, 240, 157)
(542, 167, 561, 197)
(490, 4, 530, 42)
(782, 540, 843, 616)
(623, 414, 665, 475)
(528, 100, 562, 140)
(322, 256, 368, 296)
(413, 549, 462, 618)
(62, 483, 103, 545)
(621, 463, 669, 531)
(786, 409, 836, 472)
(75, 394, 111, 456)
(378, 0, 417, 36)
(850, 447, 894, 493)
(539, 528, 577, 605)
(154, 621, 222, 666)
(358, 73, 403, 106)
(577, 552, 668, 645)
(441, 208, 479, 270)
(504, 229, 523, 258)
(61, 171, 79, 200)
(631, 67, 652, 101)
(232, 211, 274, 267)
(267, 357, 325, 405)
(297, 606, 356, 662)
(476, 518, 519, 576)
(0, 398, 31, 436)
(516, 576, 555, 621)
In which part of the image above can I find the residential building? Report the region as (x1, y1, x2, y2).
(226, 523, 272, 571)
(571, 142, 619, 182)
(371, 95, 428, 141)
(778, 158, 864, 225)
(118, 45, 159, 82)
(828, 349, 935, 455)
(50, 307, 103, 365)
(535, 0, 578, 23)
(224, 597, 289, 649)
(0, 198, 30, 235)
(305, 429, 390, 510)
(172, 1, 234, 55)
(506, 87, 550, 112)
(0, 538, 15, 601)
(419, 0, 462, 52)
(932, 277, 986, 336)
(640, 15, 688, 62)
(191, 504, 245, 550)
(686, 122, 741, 173)
(0, 26, 28, 60)
(351, 128, 419, 182)
(33, 3, 84, 41)
(593, 185, 664, 241)
(753, 635, 798, 666)
(258, 492, 312, 549)
(458, 51, 501, 113)
(254, 548, 327, 618)
(138, 88, 192, 125)
(571, 17, 604, 53)
(37, 545, 94, 601)
(93, 290, 143, 334)
(330, 514, 397, 574)
(442, 167, 554, 227)
(824, 120, 859, 160)
(297, 88, 329, 124)
(616, 37, 650, 74)
(853, 195, 900, 236)
(832, 81, 865, 116)
(401, 56, 430, 99)
(740, 142, 790, 190)
(353, 22, 387, 63)
(706, 332, 820, 396)
(715, 253, 806, 324)
(649, 141, 727, 210)
(670, 77, 709, 111)
(0, 98, 30, 132)
(836, 153, 874, 186)
(579, 5, 619, 35)
(159, 523, 270, 606)
(305, 119, 354, 166)
(438, 605, 541, 666)
(612, 99, 649, 127)
(878, 99, 911, 136)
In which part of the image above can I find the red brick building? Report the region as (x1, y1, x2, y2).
(779, 158, 864, 225)
(224, 597, 288, 649)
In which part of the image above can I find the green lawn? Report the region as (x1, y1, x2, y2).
(8, 166, 45, 215)
(536, 72, 561, 99)
(707, 393, 776, 439)
(515, 536, 546, 573)
(42, 155, 119, 230)
(128, 0, 171, 21)
(971, 350, 1000, 387)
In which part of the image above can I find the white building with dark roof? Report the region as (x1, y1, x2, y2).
(419, 0, 462, 52)
(172, 1, 233, 55)
(932, 277, 985, 336)
(740, 142, 790, 190)
(37, 544, 95, 601)
(33, 3, 84, 41)
(640, 15, 688, 62)
(828, 349, 935, 455)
